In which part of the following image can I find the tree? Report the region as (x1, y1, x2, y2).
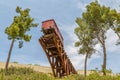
(77, 0, 120, 76)
(75, 18, 97, 77)
(82, 1, 110, 75)
(4, 6, 38, 73)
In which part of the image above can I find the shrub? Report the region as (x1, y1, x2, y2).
(13, 61, 19, 64)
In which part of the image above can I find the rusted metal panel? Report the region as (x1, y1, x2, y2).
(42, 19, 63, 43)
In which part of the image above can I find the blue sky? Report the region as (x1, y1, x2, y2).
(0, 0, 120, 73)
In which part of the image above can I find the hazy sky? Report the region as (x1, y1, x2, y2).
(0, 0, 120, 73)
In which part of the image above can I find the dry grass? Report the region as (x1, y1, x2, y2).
(0, 62, 52, 73)
(0, 62, 92, 75)
(77, 70, 93, 75)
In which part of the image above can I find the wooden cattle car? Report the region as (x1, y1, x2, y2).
(41, 19, 63, 43)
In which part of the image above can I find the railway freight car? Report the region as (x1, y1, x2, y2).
(42, 19, 63, 43)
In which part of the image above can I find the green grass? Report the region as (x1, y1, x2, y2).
(0, 67, 120, 80)
(0, 66, 54, 80)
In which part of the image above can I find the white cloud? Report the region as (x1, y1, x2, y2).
(106, 29, 120, 53)
(70, 54, 85, 69)
(65, 43, 101, 70)
(59, 24, 78, 41)
(66, 45, 78, 55)
(65, 43, 85, 69)
(77, 1, 87, 11)
(95, 44, 101, 51)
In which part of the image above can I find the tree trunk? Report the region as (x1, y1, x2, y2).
(102, 33, 107, 76)
(84, 52, 88, 77)
(5, 39, 15, 73)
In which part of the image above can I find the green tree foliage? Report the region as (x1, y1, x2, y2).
(5, 6, 38, 41)
(81, 1, 110, 75)
(4, 6, 38, 73)
(75, 18, 97, 77)
(77, 1, 120, 75)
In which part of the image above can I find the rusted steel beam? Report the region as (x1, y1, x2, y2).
(39, 38, 56, 77)
(39, 19, 77, 78)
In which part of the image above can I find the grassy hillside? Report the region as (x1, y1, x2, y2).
(0, 66, 120, 80)
(0, 62, 52, 73)
(0, 62, 92, 75)
(1, 62, 120, 80)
